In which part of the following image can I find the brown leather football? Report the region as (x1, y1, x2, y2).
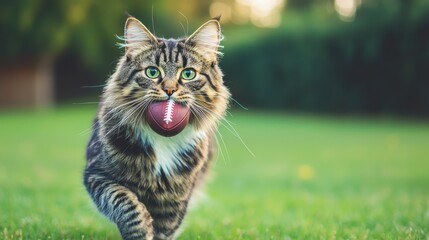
(145, 100, 190, 137)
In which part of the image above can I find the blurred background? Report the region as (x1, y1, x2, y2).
(1, 0, 429, 239)
(1, 0, 429, 115)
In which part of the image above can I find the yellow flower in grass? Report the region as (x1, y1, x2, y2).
(297, 164, 315, 180)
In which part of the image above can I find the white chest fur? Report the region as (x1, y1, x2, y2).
(141, 125, 206, 176)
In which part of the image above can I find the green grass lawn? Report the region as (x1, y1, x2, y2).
(0, 106, 428, 239)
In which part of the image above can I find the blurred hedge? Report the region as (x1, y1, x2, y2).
(2, 0, 428, 115)
(222, 1, 429, 116)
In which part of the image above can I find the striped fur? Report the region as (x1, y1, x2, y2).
(84, 17, 230, 240)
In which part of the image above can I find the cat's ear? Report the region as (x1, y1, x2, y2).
(123, 17, 157, 53)
(186, 19, 222, 62)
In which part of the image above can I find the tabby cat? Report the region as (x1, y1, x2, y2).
(84, 16, 230, 240)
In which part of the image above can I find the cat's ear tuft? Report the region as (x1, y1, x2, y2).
(186, 20, 222, 62)
(121, 17, 157, 53)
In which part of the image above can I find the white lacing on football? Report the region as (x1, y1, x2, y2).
(163, 99, 175, 124)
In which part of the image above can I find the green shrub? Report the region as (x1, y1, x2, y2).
(222, 2, 429, 115)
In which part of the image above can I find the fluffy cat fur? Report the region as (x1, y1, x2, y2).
(84, 16, 230, 240)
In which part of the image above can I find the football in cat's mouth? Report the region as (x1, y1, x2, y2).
(145, 99, 190, 137)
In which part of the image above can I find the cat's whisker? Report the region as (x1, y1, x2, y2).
(120, 96, 155, 130)
(192, 101, 255, 157)
(119, 98, 150, 126)
(189, 104, 230, 163)
(79, 97, 143, 136)
(178, 11, 189, 36)
(230, 97, 248, 110)
(179, 22, 187, 38)
(101, 97, 148, 137)
(208, 122, 229, 165)
(78, 98, 129, 136)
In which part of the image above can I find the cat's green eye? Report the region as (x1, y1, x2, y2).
(145, 66, 160, 79)
(181, 68, 196, 80)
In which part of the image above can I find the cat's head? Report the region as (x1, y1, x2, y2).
(103, 17, 230, 134)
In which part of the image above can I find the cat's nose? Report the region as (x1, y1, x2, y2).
(162, 79, 177, 96)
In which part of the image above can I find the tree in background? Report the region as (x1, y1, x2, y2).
(1, 0, 428, 115)
(0, 0, 219, 106)
(0, 0, 176, 106)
